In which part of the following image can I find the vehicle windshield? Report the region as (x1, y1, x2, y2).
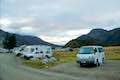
(78, 47, 94, 54)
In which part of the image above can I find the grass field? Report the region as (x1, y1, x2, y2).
(104, 46, 120, 60)
(22, 46, 120, 68)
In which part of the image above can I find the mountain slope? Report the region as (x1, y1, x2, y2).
(65, 28, 120, 48)
(0, 29, 60, 48)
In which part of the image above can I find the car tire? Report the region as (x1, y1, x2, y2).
(24, 56, 30, 60)
(80, 63, 83, 67)
(29, 56, 33, 60)
(16, 53, 21, 57)
(26, 57, 30, 60)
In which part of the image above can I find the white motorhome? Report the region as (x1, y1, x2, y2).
(22, 45, 52, 60)
(76, 46, 105, 66)
(13, 45, 26, 56)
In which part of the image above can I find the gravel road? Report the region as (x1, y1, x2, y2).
(0, 53, 120, 80)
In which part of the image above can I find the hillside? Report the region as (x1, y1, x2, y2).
(65, 28, 120, 48)
(0, 29, 61, 48)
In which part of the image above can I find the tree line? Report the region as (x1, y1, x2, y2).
(3, 34, 16, 50)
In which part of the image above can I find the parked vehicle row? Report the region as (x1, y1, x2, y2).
(12, 45, 105, 67)
(13, 45, 53, 60)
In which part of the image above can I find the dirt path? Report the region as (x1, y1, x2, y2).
(0, 53, 120, 80)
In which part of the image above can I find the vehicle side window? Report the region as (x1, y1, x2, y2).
(20, 48, 24, 51)
(24, 48, 29, 52)
(31, 48, 34, 52)
(35, 52, 39, 54)
(94, 48, 97, 53)
(40, 51, 43, 54)
(98, 48, 103, 53)
(46, 51, 50, 54)
(47, 48, 50, 50)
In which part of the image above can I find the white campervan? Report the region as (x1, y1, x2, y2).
(76, 46, 105, 66)
(13, 45, 26, 56)
(22, 45, 52, 60)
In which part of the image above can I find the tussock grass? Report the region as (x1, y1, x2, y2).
(53, 51, 76, 63)
(104, 46, 120, 60)
(22, 60, 45, 68)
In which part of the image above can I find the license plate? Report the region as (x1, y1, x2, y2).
(81, 61, 86, 63)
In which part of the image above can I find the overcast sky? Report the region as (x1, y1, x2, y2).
(0, 0, 120, 45)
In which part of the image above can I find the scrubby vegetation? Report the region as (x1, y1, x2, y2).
(22, 59, 58, 68)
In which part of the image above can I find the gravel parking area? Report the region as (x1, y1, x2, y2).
(48, 60, 120, 80)
(0, 53, 120, 80)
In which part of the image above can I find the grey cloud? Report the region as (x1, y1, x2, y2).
(1, 0, 120, 44)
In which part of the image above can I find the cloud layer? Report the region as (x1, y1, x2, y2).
(0, 0, 120, 44)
